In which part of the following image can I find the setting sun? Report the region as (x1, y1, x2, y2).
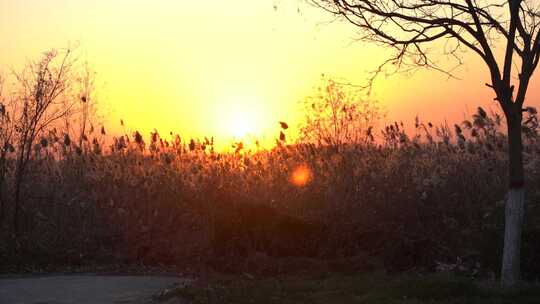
(213, 94, 278, 144)
(228, 110, 257, 138)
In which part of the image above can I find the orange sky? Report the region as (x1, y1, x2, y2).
(1, 0, 539, 146)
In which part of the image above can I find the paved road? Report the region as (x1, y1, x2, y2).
(0, 275, 186, 304)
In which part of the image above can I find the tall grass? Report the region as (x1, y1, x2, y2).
(0, 104, 538, 279)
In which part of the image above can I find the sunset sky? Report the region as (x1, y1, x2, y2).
(1, 0, 539, 145)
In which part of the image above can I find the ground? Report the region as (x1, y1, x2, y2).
(0, 275, 188, 304)
(2, 272, 540, 304)
(170, 272, 540, 304)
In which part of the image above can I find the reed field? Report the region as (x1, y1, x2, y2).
(0, 52, 539, 281)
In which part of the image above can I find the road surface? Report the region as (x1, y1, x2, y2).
(0, 275, 187, 304)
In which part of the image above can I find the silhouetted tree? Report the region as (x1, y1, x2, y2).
(72, 61, 99, 152)
(300, 77, 383, 146)
(12, 49, 75, 235)
(307, 0, 540, 287)
(0, 75, 15, 224)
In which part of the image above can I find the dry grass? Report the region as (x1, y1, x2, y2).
(0, 107, 539, 281)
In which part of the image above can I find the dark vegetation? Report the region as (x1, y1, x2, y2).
(0, 51, 539, 285)
(165, 272, 540, 304)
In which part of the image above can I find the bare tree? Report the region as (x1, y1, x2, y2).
(306, 0, 540, 287)
(0, 75, 15, 224)
(300, 77, 383, 145)
(60, 60, 99, 153)
(12, 49, 75, 235)
(75, 61, 100, 152)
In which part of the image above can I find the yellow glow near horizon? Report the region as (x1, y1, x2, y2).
(217, 95, 268, 139)
(0, 0, 539, 144)
(230, 115, 255, 138)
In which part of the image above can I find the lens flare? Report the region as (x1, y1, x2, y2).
(290, 164, 312, 187)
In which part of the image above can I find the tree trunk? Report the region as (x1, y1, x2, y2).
(501, 109, 526, 288)
(0, 188, 3, 224)
(13, 145, 28, 237)
(0, 153, 6, 224)
(13, 166, 23, 236)
(0, 171, 5, 224)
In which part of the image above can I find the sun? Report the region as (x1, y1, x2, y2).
(215, 95, 270, 140)
(229, 111, 257, 138)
